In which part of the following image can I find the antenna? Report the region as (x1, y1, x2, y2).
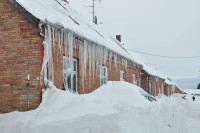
(85, 0, 102, 24)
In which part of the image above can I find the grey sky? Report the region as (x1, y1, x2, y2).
(68, 0, 200, 89)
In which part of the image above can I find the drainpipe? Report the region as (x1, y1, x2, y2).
(27, 73, 30, 111)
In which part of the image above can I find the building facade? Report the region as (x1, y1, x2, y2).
(0, 0, 142, 113)
(141, 70, 165, 97)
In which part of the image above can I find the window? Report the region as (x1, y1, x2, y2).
(120, 70, 125, 81)
(133, 73, 137, 85)
(99, 65, 108, 87)
(63, 56, 77, 93)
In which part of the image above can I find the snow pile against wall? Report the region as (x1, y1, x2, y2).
(0, 81, 148, 133)
(1, 81, 200, 133)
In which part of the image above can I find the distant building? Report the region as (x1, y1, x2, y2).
(184, 89, 200, 96)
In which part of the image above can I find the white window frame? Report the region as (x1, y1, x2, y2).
(120, 70, 125, 81)
(133, 73, 137, 85)
(99, 65, 108, 87)
(63, 56, 78, 93)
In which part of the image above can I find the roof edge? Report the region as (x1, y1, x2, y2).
(10, 0, 142, 69)
(9, 0, 40, 26)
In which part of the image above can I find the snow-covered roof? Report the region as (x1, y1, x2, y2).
(110, 38, 183, 90)
(13, 0, 141, 66)
(110, 39, 165, 80)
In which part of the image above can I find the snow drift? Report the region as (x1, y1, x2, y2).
(0, 81, 200, 133)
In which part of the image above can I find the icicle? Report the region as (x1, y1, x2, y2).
(40, 41, 49, 85)
(103, 48, 108, 65)
(52, 27, 55, 49)
(79, 42, 85, 93)
(60, 29, 63, 56)
(95, 46, 100, 75)
(40, 25, 54, 84)
(88, 44, 92, 87)
(108, 52, 112, 70)
(92, 44, 96, 81)
(83, 41, 88, 78)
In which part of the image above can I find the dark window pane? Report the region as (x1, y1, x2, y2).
(73, 74, 77, 92)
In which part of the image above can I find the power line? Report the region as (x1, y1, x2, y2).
(126, 49, 200, 59)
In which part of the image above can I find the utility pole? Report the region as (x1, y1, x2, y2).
(93, 0, 95, 23)
(85, 0, 102, 24)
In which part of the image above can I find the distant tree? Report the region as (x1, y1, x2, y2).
(198, 83, 200, 89)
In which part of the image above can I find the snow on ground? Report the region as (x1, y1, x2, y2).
(184, 89, 200, 95)
(0, 81, 200, 133)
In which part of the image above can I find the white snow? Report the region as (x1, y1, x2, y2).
(184, 89, 200, 95)
(16, 0, 137, 65)
(0, 81, 200, 133)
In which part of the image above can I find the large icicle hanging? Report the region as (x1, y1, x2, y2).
(103, 48, 108, 65)
(40, 25, 54, 85)
(108, 52, 112, 69)
(92, 44, 96, 81)
(68, 31, 74, 77)
(40, 41, 49, 85)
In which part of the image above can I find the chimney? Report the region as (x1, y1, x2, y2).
(116, 35, 121, 42)
(63, 0, 69, 4)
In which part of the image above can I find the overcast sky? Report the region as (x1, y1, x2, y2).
(68, 0, 200, 89)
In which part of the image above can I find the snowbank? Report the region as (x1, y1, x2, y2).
(0, 81, 200, 133)
(184, 89, 200, 95)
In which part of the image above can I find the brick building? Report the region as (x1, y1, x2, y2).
(129, 51, 184, 97)
(0, 0, 184, 113)
(164, 78, 184, 96)
(0, 0, 143, 113)
(141, 70, 165, 97)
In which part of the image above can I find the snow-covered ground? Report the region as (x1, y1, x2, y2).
(0, 81, 200, 133)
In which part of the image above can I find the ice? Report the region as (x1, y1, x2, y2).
(108, 52, 112, 69)
(40, 25, 136, 92)
(40, 41, 49, 85)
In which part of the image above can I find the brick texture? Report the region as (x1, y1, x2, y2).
(0, 0, 43, 113)
(141, 70, 165, 97)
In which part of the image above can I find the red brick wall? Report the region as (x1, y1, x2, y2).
(51, 41, 141, 94)
(0, 0, 44, 113)
(164, 84, 173, 96)
(141, 71, 165, 97)
(141, 70, 148, 93)
(174, 86, 183, 94)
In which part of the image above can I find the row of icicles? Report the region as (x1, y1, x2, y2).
(40, 25, 138, 93)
